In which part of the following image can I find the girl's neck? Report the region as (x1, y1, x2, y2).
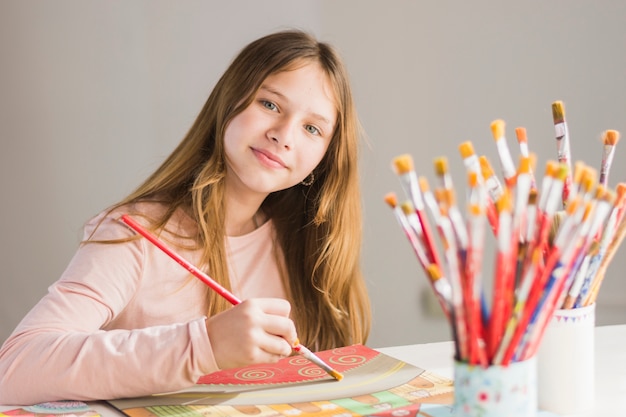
(223, 181, 268, 236)
(224, 190, 267, 236)
(225, 208, 266, 236)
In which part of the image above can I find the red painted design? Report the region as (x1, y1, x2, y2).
(197, 344, 379, 385)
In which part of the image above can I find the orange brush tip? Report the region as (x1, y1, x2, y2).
(418, 176, 431, 192)
(581, 174, 595, 194)
(518, 156, 531, 174)
(604, 189, 617, 205)
(479, 155, 495, 178)
(585, 167, 598, 188)
(583, 201, 593, 221)
(459, 141, 476, 159)
(445, 189, 456, 206)
(434, 188, 446, 205)
(566, 197, 580, 215)
(545, 160, 558, 177)
(556, 163, 569, 181)
(469, 203, 482, 216)
(604, 130, 620, 146)
(329, 370, 344, 381)
(515, 127, 528, 143)
(573, 161, 586, 184)
(616, 182, 626, 198)
(392, 154, 414, 175)
(496, 190, 512, 213)
(528, 152, 537, 170)
(594, 184, 606, 200)
(433, 157, 448, 175)
(426, 264, 443, 280)
(468, 171, 478, 187)
(552, 100, 565, 123)
(490, 119, 506, 140)
(384, 192, 398, 208)
(616, 188, 626, 209)
(531, 247, 542, 264)
(400, 200, 414, 215)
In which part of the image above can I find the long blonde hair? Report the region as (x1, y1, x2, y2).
(109, 30, 370, 349)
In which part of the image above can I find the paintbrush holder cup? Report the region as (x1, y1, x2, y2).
(453, 357, 537, 417)
(537, 303, 595, 415)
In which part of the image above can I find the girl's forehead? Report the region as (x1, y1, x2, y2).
(260, 62, 338, 127)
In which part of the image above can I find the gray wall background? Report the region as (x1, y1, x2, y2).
(2, 1, 625, 349)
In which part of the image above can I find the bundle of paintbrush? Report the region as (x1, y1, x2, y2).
(386, 100, 625, 366)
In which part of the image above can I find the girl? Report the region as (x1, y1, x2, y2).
(0, 29, 370, 404)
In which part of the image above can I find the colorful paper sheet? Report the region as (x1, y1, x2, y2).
(0, 401, 100, 417)
(109, 345, 456, 417)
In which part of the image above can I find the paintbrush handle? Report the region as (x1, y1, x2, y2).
(292, 342, 342, 380)
(120, 214, 342, 380)
(121, 214, 242, 305)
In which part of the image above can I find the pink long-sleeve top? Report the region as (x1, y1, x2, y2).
(0, 203, 286, 405)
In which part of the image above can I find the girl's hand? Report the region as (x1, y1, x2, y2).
(205, 298, 297, 369)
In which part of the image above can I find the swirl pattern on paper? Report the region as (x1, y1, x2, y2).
(233, 368, 276, 381)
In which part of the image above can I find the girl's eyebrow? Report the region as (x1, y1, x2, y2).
(259, 85, 334, 128)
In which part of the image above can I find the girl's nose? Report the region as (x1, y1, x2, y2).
(267, 120, 295, 150)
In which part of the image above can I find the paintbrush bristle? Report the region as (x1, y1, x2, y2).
(566, 197, 581, 216)
(496, 189, 512, 213)
(468, 171, 478, 187)
(418, 176, 430, 193)
(581, 171, 595, 194)
(549, 210, 566, 245)
(458, 141, 475, 159)
(434, 188, 446, 207)
(518, 156, 531, 174)
(490, 119, 505, 140)
(528, 152, 537, 170)
(604, 189, 617, 205)
(555, 163, 569, 181)
(392, 154, 414, 175)
(469, 203, 482, 216)
(604, 129, 620, 146)
(614, 183, 626, 207)
(479, 155, 495, 179)
(582, 201, 593, 221)
(528, 188, 538, 205)
(594, 184, 606, 200)
(552, 101, 565, 123)
(426, 264, 443, 281)
(545, 160, 558, 177)
(384, 192, 398, 208)
(444, 189, 456, 206)
(329, 369, 344, 381)
(573, 161, 586, 185)
(433, 157, 448, 176)
(400, 201, 414, 215)
(584, 167, 598, 190)
(548, 210, 566, 242)
(515, 127, 528, 143)
(587, 240, 601, 256)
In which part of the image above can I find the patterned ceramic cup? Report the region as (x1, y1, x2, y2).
(453, 357, 537, 417)
(537, 303, 595, 415)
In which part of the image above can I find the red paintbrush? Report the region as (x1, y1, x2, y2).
(120, 214, 343, 381)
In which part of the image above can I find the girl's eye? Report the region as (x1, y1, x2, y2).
(261, 100, 278, 111)
(305, 125, 321, 136)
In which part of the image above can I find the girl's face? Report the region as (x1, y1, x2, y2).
(223, 62, 337, 199)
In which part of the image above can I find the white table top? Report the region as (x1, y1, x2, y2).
(2, 324, 625, 416)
